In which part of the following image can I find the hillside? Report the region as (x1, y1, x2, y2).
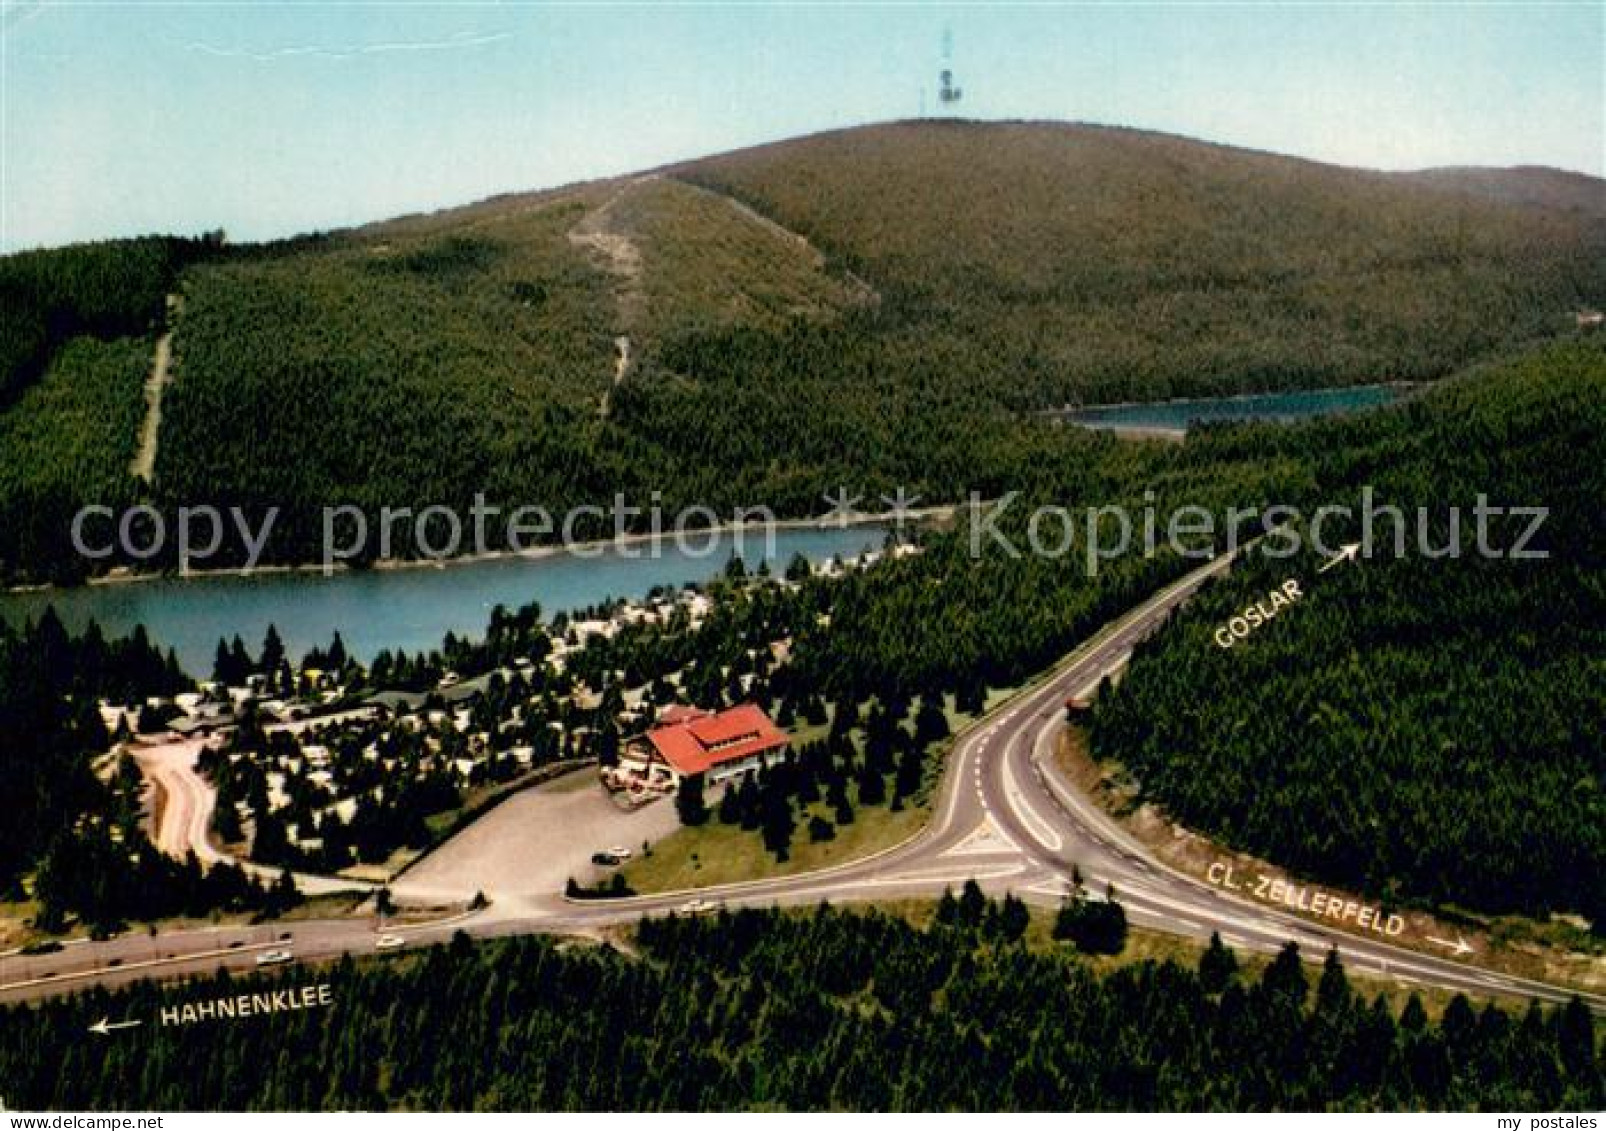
(1084, 343, 1605, 921)
(2, 120, 1604, 579)
(674, 121, 1606, 402)
(1400, 166, 1606, 218)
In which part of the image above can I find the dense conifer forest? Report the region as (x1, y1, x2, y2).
(0, 127, 1600, 1078)
(2, 904, 1599, 1111)
(0, 611, 185, 897)
(1086, 346, 1605, 921)
(1, 122, 1601, 580)
(676, 121, 1606, 404)
(0, 235, 219, 405)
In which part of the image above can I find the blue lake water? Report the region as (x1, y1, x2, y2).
(1066, 384, 1410, 434)
(0, 525, 887, 674)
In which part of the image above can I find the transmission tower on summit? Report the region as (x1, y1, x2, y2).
(938, 26, 963, 109)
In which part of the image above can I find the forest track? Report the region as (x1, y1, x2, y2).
(130, 295, 180, 483)
(567, 180, 646, 325)
(568, 181, 649, 416)
(600, 335, 631, 418)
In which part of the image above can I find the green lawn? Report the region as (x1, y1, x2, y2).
(621, 686, 1014, 895)
(622, 797, 928, 894)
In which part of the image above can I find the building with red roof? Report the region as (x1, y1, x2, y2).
(619, 703, 790, 787)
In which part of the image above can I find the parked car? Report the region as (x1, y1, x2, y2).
(255, 949, 293, 966)
(374, 934, 406, 952)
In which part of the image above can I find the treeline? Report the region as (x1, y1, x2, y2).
(0, 233, 221, 404)
(0, 233, 223, 584)
(149, 217, 619, 571)
(34, 821, 299, 936)
(0, 338, 153, 583)
(144, 250, 1093, 571)
(3, 904, 1598, 1110)
(725, 342, 1605, 922)
(1089, 344, 1606, 920)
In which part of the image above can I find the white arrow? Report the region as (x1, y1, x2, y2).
(88, 1017, 143, 1036)
(1317, 542, 1363, 574)
(1424, 933, 1475, 957)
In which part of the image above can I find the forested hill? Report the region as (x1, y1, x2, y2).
(2, 121, 1604, 581)
(673, 121, 1606, 403)
(1087, 343, 1606, 922)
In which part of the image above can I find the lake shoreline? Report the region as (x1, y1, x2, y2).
(5, 507, 948, 597)
(1, 522, 910, 671)
(1045, 380, 1423, 436)
(1049, 378, 1422, 417)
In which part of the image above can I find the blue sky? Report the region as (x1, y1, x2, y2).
(3, 2, 1601, 251)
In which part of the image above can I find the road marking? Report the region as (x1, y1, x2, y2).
(1025, 879, 1074, 898)
(1000, 750, 1062, 852)
(941, 815, 1025, 858)
(1424, 932, 1476, 957)
(88, 1016, 143, 1036)
(865, 862, 1028, 887)
(0, 940, 278, 994)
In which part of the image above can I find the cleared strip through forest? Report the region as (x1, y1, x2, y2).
(130, 295, 180, 482)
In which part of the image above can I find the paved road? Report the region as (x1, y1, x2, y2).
(6, 551, 1601, 1014)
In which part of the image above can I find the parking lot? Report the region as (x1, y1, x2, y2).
(393, 769, 682, 903)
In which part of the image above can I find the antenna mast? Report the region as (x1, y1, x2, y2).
(938, 25, 963, 109)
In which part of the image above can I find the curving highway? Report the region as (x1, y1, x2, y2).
(5, 551, 1601, 1014)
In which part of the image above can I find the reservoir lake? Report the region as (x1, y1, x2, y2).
(0, 525, 888, 674)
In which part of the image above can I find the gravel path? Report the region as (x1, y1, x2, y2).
(130, 295, 180, 482)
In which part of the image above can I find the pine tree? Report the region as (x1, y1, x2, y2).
(676, 773, 710, 827)
(957, 879, 987, 928)
(1316, 947, 1353, 1017)
(1555, 996, 1597, 1085)
(261, 623, 285, 675)
(1199, 931, 1239, 993)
